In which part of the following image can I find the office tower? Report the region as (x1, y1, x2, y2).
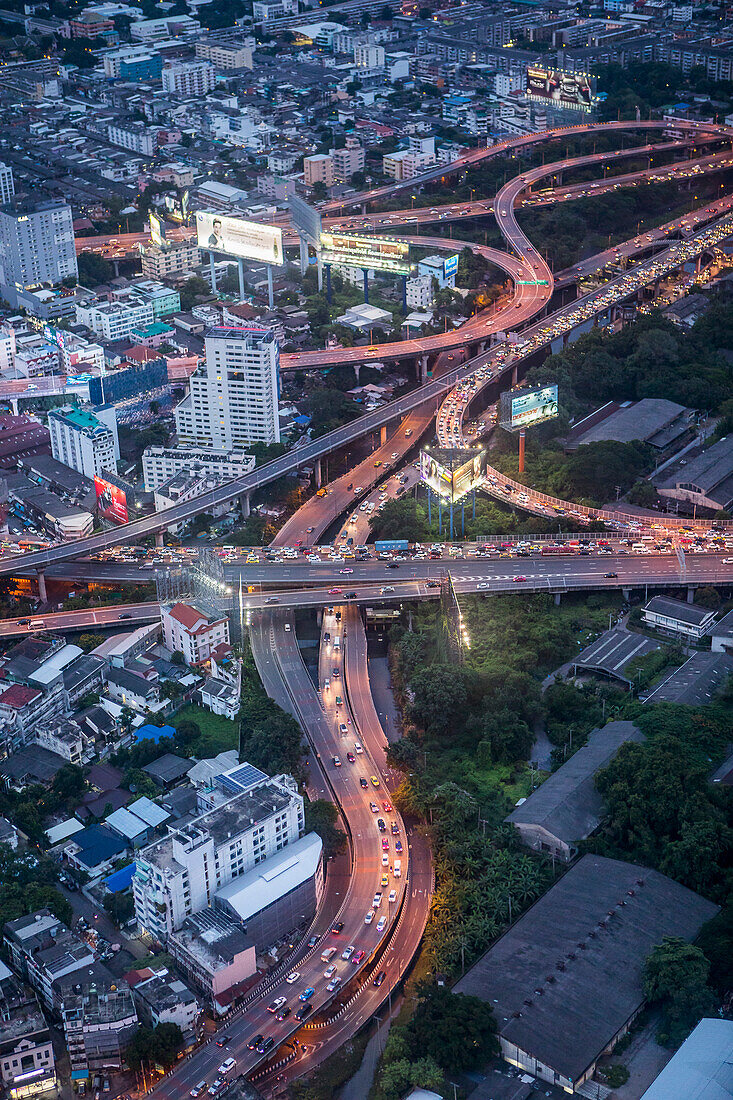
(0, 164, 14, 206)
(48, 404, 120, 479)
(175, 326, 280, 447)
(0, 200, 77, 288)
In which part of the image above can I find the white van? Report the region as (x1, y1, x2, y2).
(333, 636, 341, 650)
(217, 1059, 236, 1077)
(393, 860, 402, 878)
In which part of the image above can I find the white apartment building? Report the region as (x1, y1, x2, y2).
(75, 293, 155, 340)
(142, 445, 255, 491)
(196, 38, 254, 69)
(329, 136, 365, 183)
(103, 45, 155, 78)
(59, 332, 105, 374)
(162, 60, 216, 96)
(133, 772, 305, 941)
(48, 404, 119, 480)
(13, 334, 60, 378)
(0, 164, 14, 206)
(354, 42, 385, 70)
(161, 602, 230, 666)
(304, 153, 334, 189)
(141, 239, 201, 280)
(107, 123, 157, 157)
(406, 274, 434, 309)
(130, 14, 200, 40)
(174, 326, 280, 448)
(0, 326, 15, 374)
(383, 147, 436, 181)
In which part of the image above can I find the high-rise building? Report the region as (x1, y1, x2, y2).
(174, 326, 280, 447)
(162, 60, 216, 96)
(133, 768, 305, 941)
(0, 201, 77, 290)
(0, 165, 14, 207)
(141, 239, 201, 280)
(304, 153, 335, 189)
(48, 405, 119, 480)
(329, 136, 365, 183)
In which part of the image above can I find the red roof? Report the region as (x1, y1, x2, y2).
(124, 345, 159, 363)
(168, 603, 207, 631)
(210, 643, 232, 661)
(0, 684, 41, 709)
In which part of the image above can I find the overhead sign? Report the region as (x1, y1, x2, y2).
(443, 253, 459, 279)
(149, 212, 166, 249)
(527, 67, 592, 112)
(500, 384, 558, 431)
(320, 231, 410, 275)
(196, 211, 284, 266)
(289, 194, 322, 251)
(420, 448, 486, 502)
(95, 476, 128, 525)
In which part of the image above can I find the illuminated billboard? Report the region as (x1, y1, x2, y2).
(196, 212, 284, 265)
(499, 384, 558, 431)
(149, 212, 166, 249)
(420, 447, 486, 502)
(95, 476, 128, 525)
(443, 253, 459, 279)
(526, 67, 592, 112)
(320, 231, 410, 275)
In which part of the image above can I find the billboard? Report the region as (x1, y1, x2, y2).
(420, 448, 486, 502)
(526, 67, 592, 112)
(500, 384, 558, 431)
(95, 476, 128, 525)
(149, 212, 166, 249)
(196, 211, 283, 266)
(443, 253, 459, 279)
(320, 231, 410, 275)
(289, 194, 322, 250)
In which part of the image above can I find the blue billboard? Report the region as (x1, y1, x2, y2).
(443, 254, 459, 279)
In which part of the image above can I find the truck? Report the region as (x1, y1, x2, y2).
(375, 540, 409, 555)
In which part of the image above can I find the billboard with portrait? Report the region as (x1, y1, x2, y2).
(420, 448, 486, 502)
(320, 231, 410, 275)
(526, 67, 592, 111)
(196, 211, 283, 265)
(95, 476, 128, 525)
(500, 384, 558, 431)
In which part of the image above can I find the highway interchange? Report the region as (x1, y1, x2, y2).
(6, 118, 733, 1094)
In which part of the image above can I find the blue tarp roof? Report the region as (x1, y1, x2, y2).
(105, 862, 136, 893)
(135, 723, 176, 743)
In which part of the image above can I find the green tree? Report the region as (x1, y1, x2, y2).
(644, 937, 716, 1047)
(408, 667, 468, 739)
(77, 252, 114, 286)
(369, 498, 431, 542)
(78, 633, 106, 653)
(403, 983, 499, 1073)
(305, 799, 347, 858)
(104, 891, 134, 925)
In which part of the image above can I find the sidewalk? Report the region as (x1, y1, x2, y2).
(337, 1003, 401, 1100)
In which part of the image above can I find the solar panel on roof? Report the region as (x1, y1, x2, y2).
(216, 763, 267, 794)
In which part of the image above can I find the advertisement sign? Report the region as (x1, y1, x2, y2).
(500, 384, 559, 431)
(149, 212, 166, 249)
(196, 211, 283, 265)
(320, 231, 410, 275)
(95, 476, 128, 525)
(420, 448, 486, 502)
(526, 67, 592, 111)
(289, 194, 322, 250)
(443, 253, 459, 279)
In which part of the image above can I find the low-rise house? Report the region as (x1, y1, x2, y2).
(0, 747, 67, 793)
(0, 964, 56, 1100)
(55, 964, 138, 1077)
(63, 824, 127, 877)
(129, 970, 199, 1035)
(167, 909, 256, 1013)
(642, 595, 717, 640)
(3, 911, 96, 1014)
(141, 753, 191, 790)
(105, 667, 161, 712)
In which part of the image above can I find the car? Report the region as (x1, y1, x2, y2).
(331, 921, 344, 935)
(604, 572, 619, 578)
(207, 1081, 223, 1097)
(354, 742, 363, 754)
(382, 801, 392, 812)
(370, 776, 380, 788)
(370, 801, 379, 813)
(299, 987, 315, 1002)
(247, 1035, 264, 1050)
(328, 587, 342, 595)
(395, 839, 403, 853)
(286, 971, 300, 984)
(391, 822, 399, 835)
(190, 1083, 207, 1098)
(373, 970, 386, 986)
(217, 1059, 236, 1077)
(339, 723, 348, 734)
(364, 909, 375, 924)
(256, 1037, 274, 1054)
(332, 756, 342, 767)
(426, 580, 440, 589)
(308, 934, 319, 948)
(352, 950, 365, 965)
(381, 585, 395, 594)
(215, 1034, 232, 1047)
(276, 1005, 291, 1020)
(118, 612, 132, 619)
(323, 964, 337, 978)
(381, 873, 389, 887)
(267, 997, 286, 1013)
(377, 915, 387, 932)
(360, 777, 369, 788)
(327, 976, 342, 991)
(335, 695, 343, 706)
(373, 892, 382, 907)
(377, 818, 386, 832)
(341, 944, 355, 960)
(387, 562, 399, 569)
(346, 752, 355, 763)
(345, 591, 357, 599)
(284, 623, 291, 631)
(339, 568, 353, 574)
(513, 575, 527, 583)
(388, 889, 397, 903)
(295, 1004, 312, 1021)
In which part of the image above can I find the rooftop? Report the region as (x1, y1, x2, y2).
(507, 722, 645, 848)
(643, 652, 733, 706)
(639, 1017, 733, 1099)
(644, 595, 717, 629)
(170, 908, 254, 974)
(453, 855, 718, 1085)
(215, 832, 322, 923)
(567, 398, 692, 448)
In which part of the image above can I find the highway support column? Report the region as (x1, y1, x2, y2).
(380, 426, 387, 446)
(518, 429, 526, 473)
(420, 355, 428, 383)
(363, 268, 369, 305)
(512, 363, 518, 386)
(238, 259, 246, 299)
(37, 570, 47, 604)
(554, 592, 561, 606)
(241, 493, 251, 519)
(155, 530, 164, 548)
(267, 265, 274, 309)
(687, 585, 697, 603)
(299, 238, 308, 277)
(209, 251, 217, 292)
(315, 459, 322, 489)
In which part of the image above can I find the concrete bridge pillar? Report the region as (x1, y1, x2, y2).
(240, 493, 251, 519)
(155, 530, 165, 548)
(354, 363, 361, 385)
(420, 356, 428, 384)
(687, 585, 696, 603)
(622, 587, 631, 601)
(554, 592, 561, 606)
(511, 364, 518, 386)
(315, 460, 322, 490)
(37, 570, 47, 604)
(380, 426, 387, 446)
